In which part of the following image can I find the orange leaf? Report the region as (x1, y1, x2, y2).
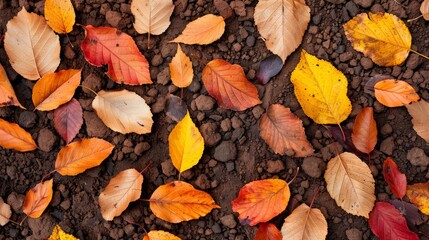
(0, 63, 24, 108)
(44, 0, 76, 34)
(254, 223, 282, 240)
(374, 79, 420, 107)
(81, 26, 151, 85)
(202, 59, 261, 111)
(99, 168, 143, 221)
(351, 107, 377, 154)
(407, 181, 429, 215)
(259, 104, 314, 157)
(32, 69, 81, 111)
(143, 230, 181, 240)
(170, 14, 225, 45)
(149, 181, 220, 223)
(169, 44, 193, 88)
(55, 138, 114, 176)
(232, 179, 290, 226)
(0, 118, 37, 152)
(23, 179, 53, 218)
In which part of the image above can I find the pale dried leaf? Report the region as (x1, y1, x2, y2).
(0, 198, 11, 226)
(131, 0, 174, 35)
(406, 100, 429, 143)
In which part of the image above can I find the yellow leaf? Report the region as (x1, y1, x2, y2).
(131, 0, 174, 35)
(168, 111, 204, 173)
(44, 0, 76, 34)
(291, 50, 352, 124)
(4, 7, 60, 80)
(0, 63, 24, 109)
(170, 45, 194, 88)
(407, 181, 429, 215)
(343, 12, 411, 66)
(406, 100, 429, 143)
(0, 118, 37, 152)
(143, 230, 181, 240)
(48, 225, 79, 240)
(324, 152, 375, 218)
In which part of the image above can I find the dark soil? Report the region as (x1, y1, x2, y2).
(1, 0, 429, 239)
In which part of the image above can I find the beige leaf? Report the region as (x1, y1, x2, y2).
(170, 44, 194, 88)
(406, 100, 429, 143)
(131, 0, 174, 35)
(254, 0, 310, 62)
(92, 90, 153, 134)
(4, 7, 60, 80)
(0, 63, 23, 108)
(0, 197, 12, 226)
(422, 0, 429, 20)
(324, 152, 375, 218)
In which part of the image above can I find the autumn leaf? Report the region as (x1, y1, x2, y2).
(202, 59, 261, 111)
(165, 94, 187, 122)
(54, 99, 83, 144)
(231, 179, 290, 226)
(0, 118, 37, 152)
(369, 202, 419, 240)
(351, 107, 377, 154)
(0, 198, 11, 226)
(55, 138, 114, 176)
(171, 14, 225, 45)
(149, 181, 220, 223)
(254, 0, 310, 62)
(421, 0, 429, 20)
(170, 44, 194, 88)
(23, 179, 53, 218)
(324, 152, 375, 218)
(48, 224, 79, 240)
(407, 181, 429, 215)
(281, 203, 328, 240)
(389, 199, 422, 226)
(4, 7, 60, 80)
(44, 0, 76, 34)
(92, 89, 153, 134)
(291, 50, 352, 124)
(0, 63, 23, 108)
(259, 104, 314, 157)
(254, 223, 282, 240)
(406, 100, 429, 143)
(131, 0, 174, 38)
(81, 25, 151, 85)
(343, 12, 411, 66)
(143, 230, 181, 240)
(99, 169, 143, 221)
(168, 111, 204, 173)
(383, 157, 407, 199)
(256, 55, 283, 85)
(374, 79, 419, 107)
(32, 69, 81, 111)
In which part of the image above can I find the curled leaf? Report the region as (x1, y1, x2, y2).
(256, 55, 283, 85)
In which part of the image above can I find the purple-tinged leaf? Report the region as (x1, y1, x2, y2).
(256, 55, 283, 85)
(389, 200, 422, 227)
(165, 94, 187, 122)
(54, 98, 83, 144)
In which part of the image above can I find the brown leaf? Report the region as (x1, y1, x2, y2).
(0, 118, 37, 152)
(351, 107, 377, 154)
(406, 100, 429, 143)
(23, 179, 53, 218)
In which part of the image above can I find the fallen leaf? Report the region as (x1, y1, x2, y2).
(421, 0, 429, 20)
(254, 223, 282, 240)
(383, 157, 407, 199)
(149, 181, 220, 223)
(99, 168, 143, 221)
(32, 69, 81, 111)
(351, 107, 377, 154)
(131, 0, 174, 35)
(171, 14, 225, 45)
(0, 198, 11, 226)
(169, 111, 204, 173)
(55, 138, 114, 176)
(327, 125, 365, 157)
(256, 55, 283, 85)
(44, 0, 75, 34)
(48, 224, 79, 240)
(407, 181, 429, 215)
(165, 94, 187, 122)
(281, 203, 328, 240)
(170, 44, 194, 88)
(324, 152, 375, 218)
(259, 104, 314, 157)
(232, 179, 290, 226)
(406, 100, 429, 143)
(291, 50, 352, 124)
(23, 179, 53, 218)
(389, 199, 422, 226)
(54, 99, 83, 144)
(0, 63, 23, 108)
(81, 25, 151, 85)
(143, 230, 181, 240)
(92, 89, 153, 134)
(369, 202, 419, 240)
(4, 7, 60, 80)
(0, 118, 37, 152)
(254, 0, 310, 62)
(202, 59, 261, 111)
(343, 12, 411, 66)
(374, 79, 419, 107)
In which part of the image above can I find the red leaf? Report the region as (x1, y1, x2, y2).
(369, 202, 419, 240)
(54, 99, 83, 144)
(352, 107, 377, 154)
(254, 223, 282, 240)
(382, 157, 407, 199)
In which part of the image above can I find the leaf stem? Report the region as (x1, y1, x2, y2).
(338, 124, 346, 142)
(409, 49, 429, 61)
(287, 167, 299, 185)
(80, 85, 98, 96)
(309, 186, 321, 208)
(419, 231, 429, 238)
(139, 162, 153, 174)
(180, 88, 184, 100)
(65, 33, 74, 48)
(19, 216, 28, 226)
(407, 14, 423, 22)
(147, 32, 151, 49)
(40, 171, 55, 183)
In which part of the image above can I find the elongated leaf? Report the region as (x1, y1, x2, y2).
(143, 230, 181, 240)
(171, 14, 225, 45)
(44, 0, 76, 34)
(383, 157, 407, 199)
(374, 80, 419, 107)
(407, 181, 429, 215)
(256, 55, 283, 85)
(352, 107, 377, 154)
(170, 44, 193, 88)
(131, 0, 174, 35)
(0, 198, 11, 226)
(0, 63, 23, 108)
(48, 225, 79, 240)
(23, 179, 53, 218)
(54, 99, 83, 144)
(0, 118, 37, 152)
(254, 223, 282, 240)
(406, 100, 429, 143)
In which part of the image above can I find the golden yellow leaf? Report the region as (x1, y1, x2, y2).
(324, 152, 375, 218)
(170, 45, 193, 88)
(0, 63, 23, 109)
(48, 225, 79, 240)
(131, 0, 174, 35)
(406, 100, 429, 143)
(143, 230, 181, 240)
(4, 7, 60, 80)
(171, 14, 225, 45)
(291, 50, 352, 124)
(343, 12, 411, 66)
(168, 111, 204, 173)
(0, 118, 37, 152)
(254, 0, 310, 62)
(44, 0, 76, 34)
(407, 181, 429, 215)
(0, 197, 11, 226)
(374, 79, 420, 107)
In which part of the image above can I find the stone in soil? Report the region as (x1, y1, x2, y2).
(353, 0, 374, 8)
(28, 214, 55, 239)
(301, 157, 325, 178)
(18, 111, 37, 128)
(82, 73, 103, 94)
(380, 136, 395, 155)
(214, 0, 233, 19)
(7, 192, 24, 212)
(220, 214, 237, 228)
(37, 128, 57, 152)
(200, 122, 221, 146)
(194, 173, 211, 190)
(105, 11, 123, 28)
(346, 228, 363, 240)
(195, 95, 216, 111)
(157, 67, 170, 85)
(214, 141, 237, 162)
(161, 160, 176, 177)
(266, 160, 285, 174)
(83, 111, 110, 138)
(407, 147, 429, 168)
